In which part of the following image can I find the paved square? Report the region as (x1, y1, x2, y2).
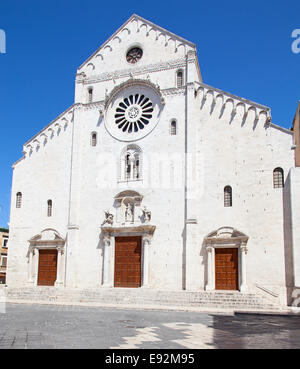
(0, 303, 299, 349)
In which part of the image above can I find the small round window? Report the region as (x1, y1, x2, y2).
(114, 94, 153, 133)
(126, 47, 143, 64)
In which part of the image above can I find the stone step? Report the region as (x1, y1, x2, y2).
(4, 287, 280, 311)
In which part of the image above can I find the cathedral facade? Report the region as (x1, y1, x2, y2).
(6, 15, 300, 307)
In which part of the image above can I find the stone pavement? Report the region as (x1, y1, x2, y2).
(0, 303, 299, 349)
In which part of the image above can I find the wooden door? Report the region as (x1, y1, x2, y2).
(37, 249, 58, 286)
(114, 236, 141, 288)
(215, 248, 238, 290)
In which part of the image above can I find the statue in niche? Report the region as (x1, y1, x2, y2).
(102, 210, 114, 226)
(142, 207, 151, 223)
(125, 203, 134, 223)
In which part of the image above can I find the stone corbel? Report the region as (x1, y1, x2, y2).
(103, 235, 111, 247)
(206, 245, 213, 253)
(143, 235, 151, 247)
(240, 243, 248, 254)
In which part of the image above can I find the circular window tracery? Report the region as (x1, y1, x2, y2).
(114, 94, 153, 133)
(126, 47, 143, 64)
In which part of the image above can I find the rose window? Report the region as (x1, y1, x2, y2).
(126, 47, 143, 64)
(114, 94, 153, 133)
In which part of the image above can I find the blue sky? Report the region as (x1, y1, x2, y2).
(0, 0, 299, 227)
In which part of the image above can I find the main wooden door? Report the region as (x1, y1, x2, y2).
(215, 248, 239, 290)
(114, 236, 141, 288)
(37, 249, 58, 286)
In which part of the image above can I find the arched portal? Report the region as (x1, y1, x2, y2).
(28, 229, 65, 286)
(101, 190, 155, 288)
(204, 227, 249, 292)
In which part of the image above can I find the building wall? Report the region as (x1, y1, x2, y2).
(6, 117, 73, 287)
(184, 93, 294, 302)
(293, 102, 300, 167)
(68, 89, 187, 288)
(289, 168, 300, 287)
(0, 229, 9, 284)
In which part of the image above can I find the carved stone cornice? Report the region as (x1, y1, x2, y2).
(195, 81, 271, 127)
(101, 224, 156, 236)
(83, 101, 105, 111)
(15, 105, 75, 166)
(104, 78, 163, 109)
(205, 227, 249, 248)
(162, 87, 186, 97)
(77, 58, 187, 85)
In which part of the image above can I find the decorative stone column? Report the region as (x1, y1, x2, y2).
(28, 247, 35, 284)
(205, 245, 214, 291)
(55, 248, 64, 286)
(240, 243, 248, 292)
(142, 236, 151, 287)
(103, 235, 111, 286)
(130, 158, 134, 180)
(34, 248, 39, 285)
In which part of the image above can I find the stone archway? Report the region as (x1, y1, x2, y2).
(204, 227, 249, 292)
(101, 191, 155, 288)
(28, 229, 65, 286)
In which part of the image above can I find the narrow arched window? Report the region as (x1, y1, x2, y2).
(16, 192, 22, 208)
(133, 154, 140, 179)
(91, 132, 97, 147)
(170, 120, 177, 135)
(125, 154, 131, 180)
(273, 167, 284, 188)
(177, 70, 183, 87)
(88, 87, 93, 103)
(224, 186, 232, 207)
(47, 200, 52, 217)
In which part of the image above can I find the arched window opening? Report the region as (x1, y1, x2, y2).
(125, 154, 131, 180)
(170, 120, 177, 135)
(224, 186, 232, 207)
(16, 192, 22, 208)
(91, 132, 97, 147)
(177, 70, 183, 87)
(88, 87, 93, 103)
(273, 167, 284, 188)
(47, 200, 52, 217)
(121, 145, 142, 181)
(133, 153, 140, 179)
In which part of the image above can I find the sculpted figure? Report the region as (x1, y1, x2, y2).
(103, 210, 114, 226)
(142, 207, 151, 223)
(125, 203, 134, 222)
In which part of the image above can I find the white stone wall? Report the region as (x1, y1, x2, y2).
(6, 116, 73, 287)
(184, 91, 294, 302)
(288, 168, 300, 287)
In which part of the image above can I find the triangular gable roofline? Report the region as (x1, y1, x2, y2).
(77, 14, 196, 71)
